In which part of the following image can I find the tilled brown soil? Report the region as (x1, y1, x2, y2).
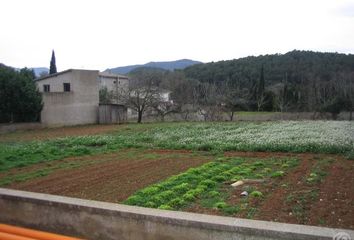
(0, 124, 123, 142)
(307, 160, 354, 229)
(6, 149, 212, 202)
(2, 150, 353, 229)
(189, 151, 354, 229)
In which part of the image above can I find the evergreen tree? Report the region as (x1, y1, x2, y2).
(49, 50, 57, 74)
(0, 64, 42, 123)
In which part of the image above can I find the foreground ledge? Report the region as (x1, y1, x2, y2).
(0, 188, 353, 240)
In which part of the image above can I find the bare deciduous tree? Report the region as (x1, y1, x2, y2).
(120, 77, 160, 123)
(152, 97, 177, 121)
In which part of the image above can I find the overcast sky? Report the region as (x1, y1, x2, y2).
(1, 0, 354, 71)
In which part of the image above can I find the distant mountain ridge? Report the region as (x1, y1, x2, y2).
(31, 67, 48, 77)
(0, 64, 49, 77)
(4, 59, 201, 77)
(106, 59, 202, 74)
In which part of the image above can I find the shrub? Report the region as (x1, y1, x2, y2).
(214, 201, 227, 209)
(168, 198, 186, 208)
(212, 175, 227, 182)
(253, 161, 265, 167)
(172, 183, 190, 194)
(182, 193, 196, 201)
(207, 191, 220, 198)
(140, 186, 160, 196)
(194, 186, 208, 194)
(238, 168, 252, 175)
(262, 168, 272, 173)
(271, 171, 284, 178)
(230, 167, 242, 174)
(221, 170, 233, 177)
(281, 163, 290, 168)
(255, 174, 264, 179)
(306, 172, 321, 183)
(151, 190, 176, 205)
(199, 179, 217, 188)
(197, 143, 213, 151)
(124, 195, 144, 205)
(250, 191, 263, 198)
(187, 168, 201, 174)
(144, 201, 157, 208)
(158, 204, 173, 210)
(222, 206, 240, 215)
(230, 175, 243, 182)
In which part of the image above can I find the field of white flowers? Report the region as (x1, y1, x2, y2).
(144, 121, 354, 153)
(1, 121, 353, 171)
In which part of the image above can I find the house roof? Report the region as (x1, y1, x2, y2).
(99, 72, 129, 80)
(35, 69, 99, 81)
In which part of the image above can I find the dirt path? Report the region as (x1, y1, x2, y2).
(6, 149, 211, 202)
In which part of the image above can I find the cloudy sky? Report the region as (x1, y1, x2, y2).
(1, 0, 354, 71)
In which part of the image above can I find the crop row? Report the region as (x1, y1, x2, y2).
(0, 121, 352, 171)
(123, 157, 299, 212)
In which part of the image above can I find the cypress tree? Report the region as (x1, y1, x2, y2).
(49, 50, 57, 74)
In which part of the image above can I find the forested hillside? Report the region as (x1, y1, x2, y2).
(184, 50, 354, 85)
(120, 51, 353, 122)
(177, 51, 354, 118)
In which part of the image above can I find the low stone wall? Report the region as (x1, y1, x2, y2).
(0, 189, 353, 240)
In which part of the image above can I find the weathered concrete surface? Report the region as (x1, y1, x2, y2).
(0, 188, 353, 240)
(36, 69, 99, 126)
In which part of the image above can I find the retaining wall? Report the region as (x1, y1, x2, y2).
(0, 189, 353, 240)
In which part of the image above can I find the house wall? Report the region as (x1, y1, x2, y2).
(159, 91, 171, 102)
(36, 70, 99, 126)
(99, 75, 129, 104)
(99, 104, 127, 124)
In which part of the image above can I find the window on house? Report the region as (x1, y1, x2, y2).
(43, 84, 50, 92)
(63, 83, 71, 92)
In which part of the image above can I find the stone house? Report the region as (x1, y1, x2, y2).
(35, 69, 128, 126)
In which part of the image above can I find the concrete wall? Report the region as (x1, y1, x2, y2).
(36, 70, 99, 126)
(99, 104, 127, 124)
(99, 73, 129, 105)
(0, 188, 352, 240)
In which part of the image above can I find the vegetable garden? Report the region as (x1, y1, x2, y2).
(0, 121, 353, 229)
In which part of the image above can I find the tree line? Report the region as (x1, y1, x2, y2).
(2, 50, 353, 124)
(116, 50, 353, 122)
(0, 64, 42, 123)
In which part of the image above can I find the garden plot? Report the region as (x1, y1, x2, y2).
(124, 156, 299, 213)
(0, 121, 353, 229)
(1, 149, 212, 202)
(124, 153, 354, 229)
(0, 121, 353, 172)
